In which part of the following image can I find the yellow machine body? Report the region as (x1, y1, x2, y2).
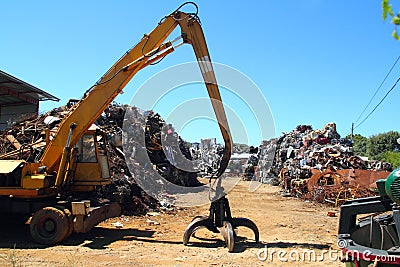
(0, 129, 110, 196)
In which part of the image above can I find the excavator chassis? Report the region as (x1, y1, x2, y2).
(0, 196, 121, 245)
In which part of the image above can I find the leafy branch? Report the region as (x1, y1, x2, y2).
(383, 0, 400, 40)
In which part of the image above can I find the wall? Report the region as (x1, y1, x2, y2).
(0, 103, 38, 130)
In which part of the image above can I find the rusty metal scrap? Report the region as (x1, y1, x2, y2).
(302, 184, 376, 207)
(99, 106, 202, 212)
(256, 123, 392, 205)
(0, 102, 199, 214)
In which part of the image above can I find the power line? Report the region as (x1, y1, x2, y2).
(354, 76, 400, 130)
(355, 55, 400, 124)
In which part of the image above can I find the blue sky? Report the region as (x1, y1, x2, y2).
(1, 1, 399, 146)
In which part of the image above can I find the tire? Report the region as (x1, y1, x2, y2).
(62, 208, 74, 239)
(30, 207, 70, 245)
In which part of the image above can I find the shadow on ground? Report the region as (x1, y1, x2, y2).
(265, 241, 331, 250)
(0, 219, 155, 250)
(183, 235, 332, 253)
(0, 219, 329, 253)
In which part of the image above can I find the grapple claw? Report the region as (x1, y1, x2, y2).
(183, 196, 258, 252)
(219, 221, 235, 252)
(183, 217, 214, 245)
(231, 217, 259, 242)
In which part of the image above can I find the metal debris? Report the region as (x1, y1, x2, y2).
(256, 123, 392, 205)
(0, 102, 199, 214)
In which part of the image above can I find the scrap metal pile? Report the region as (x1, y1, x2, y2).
(189, 142, 256, 177)
(189, 138, 225, 176)
(0, 102, 199, 214)
(254, 123, 392, 206)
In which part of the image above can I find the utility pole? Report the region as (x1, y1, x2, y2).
(351, 123, 354, 139)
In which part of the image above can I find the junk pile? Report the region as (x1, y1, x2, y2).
(255, 139, 279, 185)
(243, 154, 259, 180)
(189, 138, 224, 177)
(254, 123, 393, 206)
(189, 142, 255, 177)
(0, 102, 199, 214)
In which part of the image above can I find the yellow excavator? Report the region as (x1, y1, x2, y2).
(0, 2, 233, 245)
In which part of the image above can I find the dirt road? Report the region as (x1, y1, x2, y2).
(0, 181, 342, 266)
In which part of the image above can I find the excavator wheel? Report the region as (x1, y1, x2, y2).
(54, 205, 74, 239)
(30, 207, 70, 245)
(61, 208, 74, 239)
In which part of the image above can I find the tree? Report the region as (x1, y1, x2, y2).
(383, 0, 400, 40)
(367, 131, 400, 159)
(380, 151, 400, 169)
(351, 134, 368, 157)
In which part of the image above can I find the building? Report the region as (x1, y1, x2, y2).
(0, 70, 59, 130)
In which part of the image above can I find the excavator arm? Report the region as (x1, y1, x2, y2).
(41, 3, 232, 179)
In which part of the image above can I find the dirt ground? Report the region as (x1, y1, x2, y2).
(0, 180, 343, 266)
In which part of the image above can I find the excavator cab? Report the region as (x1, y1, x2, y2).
(0, 126, 110, 197)
(71, 127, 111, 191)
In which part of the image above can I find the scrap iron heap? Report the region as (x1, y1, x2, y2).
(252, 123, 392, 206)
(0, 102, 199, 214)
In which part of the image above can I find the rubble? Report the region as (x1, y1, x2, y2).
(1, 109, 393, 209)
(181, 121, 391, 207)
(254, 123, 392, 205)
(189, 138, 224, 176)
(0, 102, 199, 214)
(189, 142, 258, 177)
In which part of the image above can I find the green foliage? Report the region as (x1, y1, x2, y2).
(367, 131, 400, 159)
(383, 0, 394, 20)
(379, 151, 400, 168)
(394, 16, 400, 25)
(351, 134, 368, 157)
(350, 131, 400, 167)
(392, 27, 400, 40)
(382, 0, 400, 40)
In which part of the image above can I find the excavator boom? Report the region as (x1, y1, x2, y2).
(40, 6, 232, 177)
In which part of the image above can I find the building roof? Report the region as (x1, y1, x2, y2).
(231, 153, 253, 160)
(0, 70, 59, 106)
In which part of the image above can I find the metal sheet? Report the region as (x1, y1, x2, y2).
(0, 160, 25, 174)
(0, 70, 59, 103)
